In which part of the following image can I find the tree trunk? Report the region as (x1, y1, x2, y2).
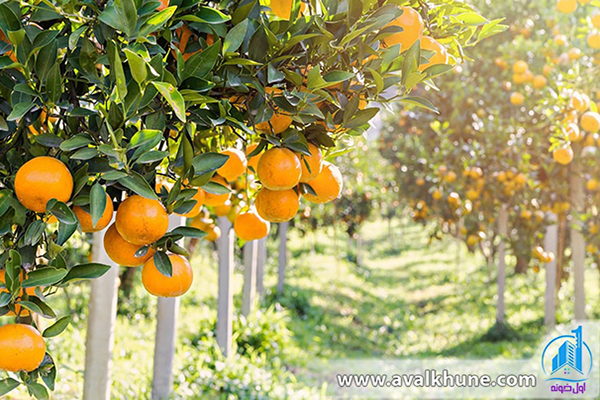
(151, 215, 185, 400)
(83, 224, 119, 400)
(255, 238, 266, 297)
(515, 256, 528, 274)
(569, 172, 586, 320)
(216, 217, 234, 357)
(544, 213, 558, 329)
(496, 204, 508, 324)
(277, 222, 288, 294)
(242, 241, 258, 317)
(119, 267, 136, 299)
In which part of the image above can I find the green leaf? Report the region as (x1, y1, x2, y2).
(7, 102, 34, 121)
(69, 25, 87, 50)
(153, 252, 172, 278)
(24, 219, 45, 246)
(18, 300, 44, 316)
(0, 4, 21, 32)
(399, 95, 439, 113)
(118, 173, 159, 200)
(47, 200, 78, 225)
(202, 180, 230, 195)
(60, 134, 93, 151)
(152, 82, 186, 122)
(62, 263, 112, 284)
(192, 152, 229, 176)
(128, 129, 162, 150)
(401, 39, 421, 86)
(43, 315, 72, 338)
(27, 296, 56, 318)
(107, 41, 128, 101)
(124, 48, 147, 85)
(34, 133, 63, 148)
(322, 70, 354, 86)
(57, 221, 78, 246)
(223, 19, 248, 54)
(22, 268, 68, 288)
(136, 150, 169, 164)
(196, 6, 231, 24)
(26, 382, 48, 400)
(183, 42, 220, 80)
(90, 183, 107, 228)
(70, 147, 99, 160)
(344, 107, 380, 130)
(307, 65, 327, 91)
(170, 226, 207, 239)
(139, 6, 177, 36)
(46, 63, 62, 105)
(0, 189, 13, 218)
(101, 170, 128, 181)
(0, 378, 20, 397)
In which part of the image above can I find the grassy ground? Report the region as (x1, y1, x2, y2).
(4, 218, 599, 398)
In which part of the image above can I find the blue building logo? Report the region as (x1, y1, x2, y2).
(541, 326, 593, 393)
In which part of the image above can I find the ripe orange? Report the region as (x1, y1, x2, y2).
(581, 111, 600, 132)
(142, 254, 193, 297)
(298, 143, 323, 183)
(512, 60, 528, 74)
(0, 270, 37, 317)
(593, 14, 600, 28)
(383, 6, 424, 51)
(104, 224, 155, 266)
(0, 324, 46, 372)
(532, 75, 547, 89)
(115, 195, 169, 245)
(568, 47, 582, 60)
(303, 162, 343, 204)
(157, 0, 168, 10)
(189, 217, 221, 241)
(204, 175, 232, 207)
(566, 124, 582, 143)
(213, 200, 232, 217)
(556, 0, 577, 13)
(217, 148, 247, 181)
(572, 92, 590, 112)
(15, 157, 73, 213)
(246, 143, 263, 172)
(255, 188, 299, 223)
(553, 146, 574, 165)
(255, 112, 293, 134)
(234, 210, 270, 241)
(588, 32, 600, 49)
(419, 36, 449, 71)
(587, 178, 599, 191)
(257, 147, 302, 190)
(432, 189, 443, 200)
(510, 92, 524, 105)
(175, 188, 205, 219)
(73, 193, 114, 233)
(270, 0, 305, 19)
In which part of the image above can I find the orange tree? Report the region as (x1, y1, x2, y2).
(379, 0, 600, 287)
(0, 0, 495, 396)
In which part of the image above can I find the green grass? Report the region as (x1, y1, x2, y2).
(3, 218, 599, 398)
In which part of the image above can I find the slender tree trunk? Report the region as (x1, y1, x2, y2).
(242, 241, 258, 317)
(569, 172, 586, 320)
(277, 222, 288, 294)
(255, 238, 266, 297)
(151, 215, 185, 400)
(544, 214, 558, 329)
(216, 217, 234, 357)
(496, 204, 508, 324)
(119, 268, 136, 299)
(83, 223, 119, 400)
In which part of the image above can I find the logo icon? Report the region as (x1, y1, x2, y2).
(541, 326, 593, 394)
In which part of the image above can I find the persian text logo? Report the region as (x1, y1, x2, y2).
(541, 326, 593, 394)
